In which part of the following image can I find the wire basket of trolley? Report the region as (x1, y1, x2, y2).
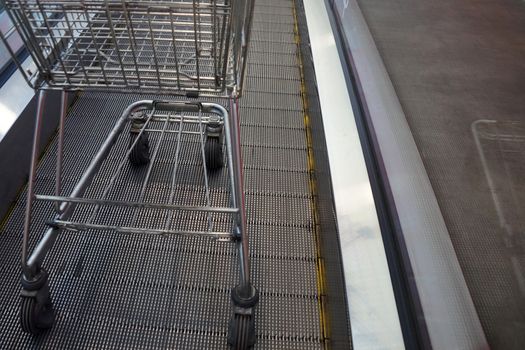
(0, 0, 257, 348)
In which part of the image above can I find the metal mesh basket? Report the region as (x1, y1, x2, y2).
(1, 0, 254, 96)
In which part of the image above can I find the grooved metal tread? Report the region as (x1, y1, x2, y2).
(0, 0, 324, 348)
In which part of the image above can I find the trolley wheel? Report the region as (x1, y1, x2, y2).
(228, 314, 255, 350)
(20, 273, 55, 334)
(129, 131, 150, 166)
(205, 137, 223, 171)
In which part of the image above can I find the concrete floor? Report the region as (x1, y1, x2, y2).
(356, 0, 525, 348)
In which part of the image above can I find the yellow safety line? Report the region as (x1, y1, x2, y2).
(292, 2, 331, 348)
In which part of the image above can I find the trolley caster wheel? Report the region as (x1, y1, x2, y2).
(228, 284, 259, 349)
(205, 137, 224, 171)
(129, 131, 150, 166)
(228, 313, 255, 349)
(20, 270, 55, 334)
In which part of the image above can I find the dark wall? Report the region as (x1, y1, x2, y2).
(0, 90, 66, 221)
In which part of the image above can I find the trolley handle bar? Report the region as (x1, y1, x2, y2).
(35, 195, 240, 214)
(153, 100, 225, 115)
(51, 220, 234, 241)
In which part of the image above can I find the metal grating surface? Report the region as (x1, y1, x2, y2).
(0, 0, 323, 348)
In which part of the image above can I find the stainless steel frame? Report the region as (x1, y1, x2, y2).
(0, 0, 257, 344)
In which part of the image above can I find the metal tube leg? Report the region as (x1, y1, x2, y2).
(22, 90, 47, 278)
(55, 91, 68, 213)
(228, 97, 259, 347)
(229, 98, 250, 286)
(19, 91, 56, 333)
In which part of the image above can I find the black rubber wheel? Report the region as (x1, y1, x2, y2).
(205, 137, 223, 171)
(228, 314, 255, 349)
(129, 131, 150, 166)
(20, 293, 54, 334)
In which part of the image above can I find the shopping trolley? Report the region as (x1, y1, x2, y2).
(0, 0, 258, 348)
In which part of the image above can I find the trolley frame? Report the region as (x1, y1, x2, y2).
(0, 0, 258, 347)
